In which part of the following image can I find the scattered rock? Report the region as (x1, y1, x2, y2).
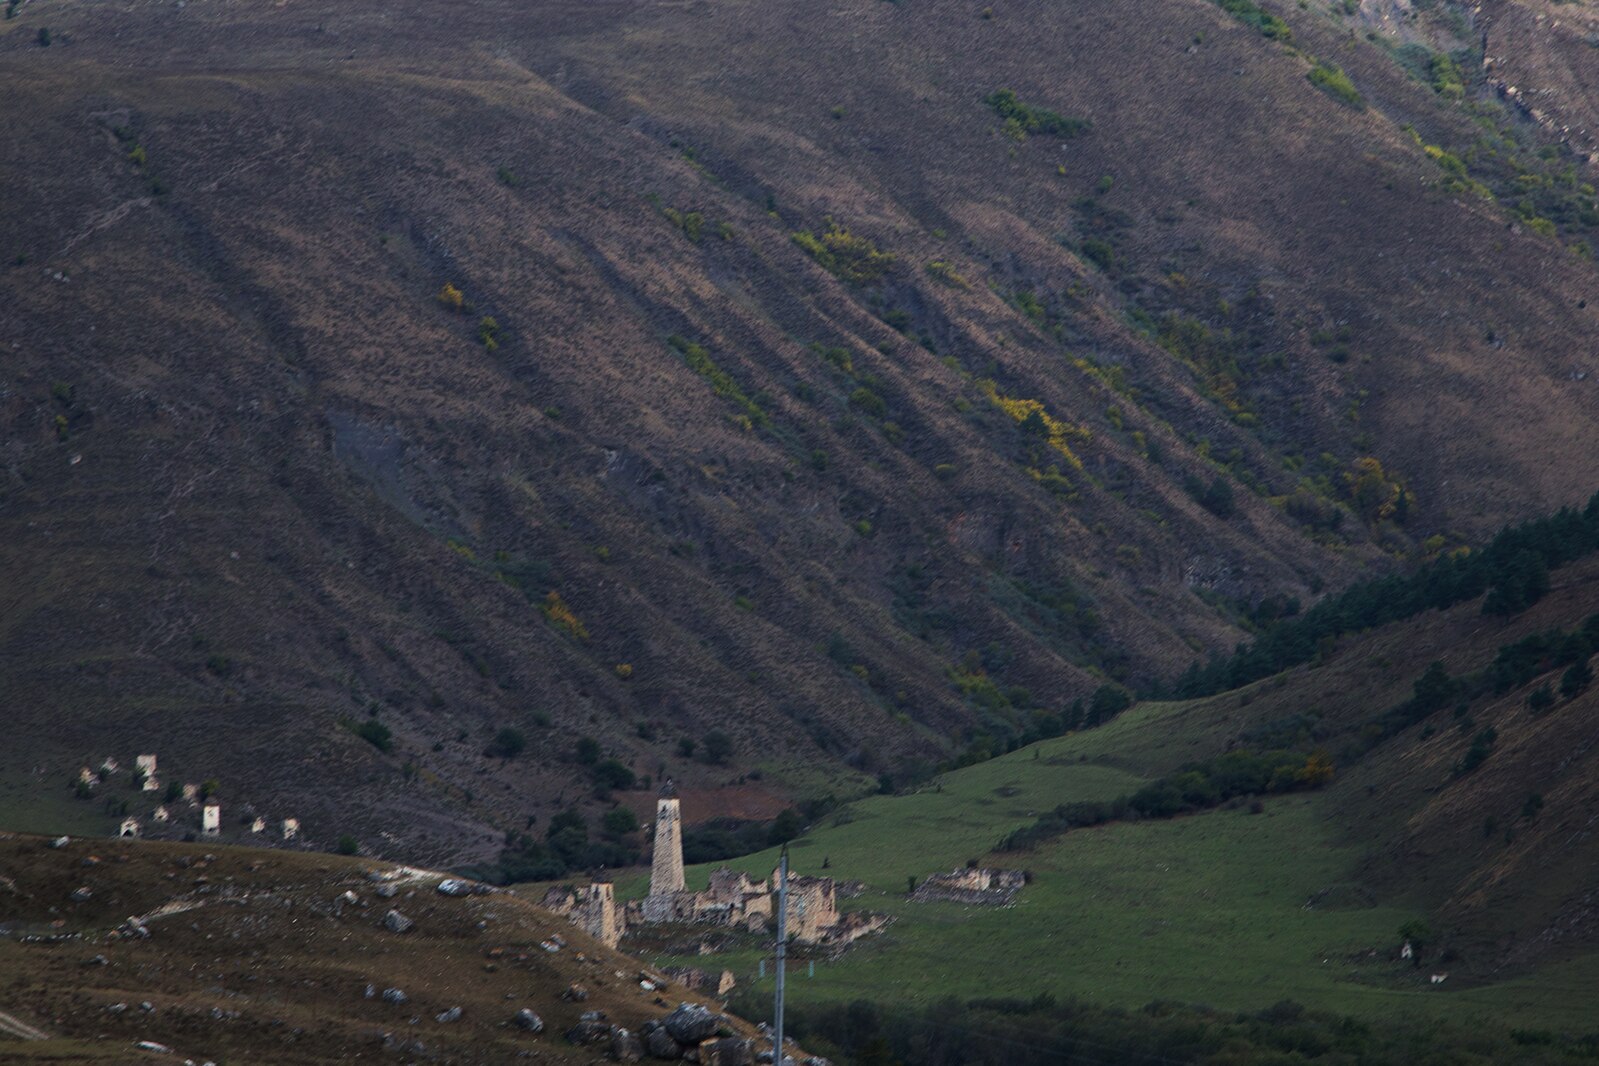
(375, 884, 399, 899)
(663, 1003, 724, 1045)
(564, 1019, 612, 1046)
(107, 1002, 127, 1015)
(435, 1006, 463, 1024)
(699, 1036, 752, 1066)
(83, 954, 109, 966)
(611, 1026, 645, 1062)
(70, 886, 92, 902)
(644, 1024, 684, 1059)
(512, 1008, 544, 1033)
(381, 988, 408, 1005)
(48, 836, 70, 849)
(382, 909, 414, 934)
(436, 878, 475, 897)
(134, 1041, 173, 1054)
(581, 1010, 606, 1022)
(362, 983, 376, 999)
(139, 1002, 154, 1013)
(338, 890, 359, 905)
(562, 983, 589, 1002)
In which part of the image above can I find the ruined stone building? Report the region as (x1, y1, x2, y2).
(910, 867, 1027, 906)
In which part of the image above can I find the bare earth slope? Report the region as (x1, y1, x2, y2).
(0, 0, 1595, 865)
(0, 831, 765, 1064)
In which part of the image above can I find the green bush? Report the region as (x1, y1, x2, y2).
(791, 222, 896, 283)
(355, 720, 393, 753)
(336, 834, 359, 856)
(703, 730, 733, 764)
(485, 727, 526, 759)
(1308, 61, 1364, 108)
(1213, 0, 1291, 39)
(983, 89, 1089, 139)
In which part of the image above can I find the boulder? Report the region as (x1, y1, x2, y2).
(375, 884, 399, 899)
(565, 1019, 612, 1046)
(435, 1006, 463, 1024)
(611, 1026, 646, 1062)
(644, 1024, 684, 1059)
(562, 982, 590, 1002)
(382, 909, 414, 934)
(48, 836, 70, 849)
(699, 1037, 752, 1066)
(663, 1003, 723, 1045)
(381, 987, 408, 1006)
(512, 1008, 544, 1033)
(70, 886, 92, 902)
(436, 878, 474, 897)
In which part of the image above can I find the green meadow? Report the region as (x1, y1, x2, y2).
(622, 706, 1599, 1033)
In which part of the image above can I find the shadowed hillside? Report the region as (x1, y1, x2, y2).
(1, 0, 1596, 867)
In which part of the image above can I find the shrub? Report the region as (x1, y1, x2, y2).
(336, 835, 359, 856)
(667, 335, 768, 427)
(703, 730, 733, 764)
(1561, 658, 1593, 699)
(1080, 238, 1115, 272)
(477, 316, 500, 351)
(541, 590, 589, 639)
(791, 222, 896, 283)
(1308, 61, 1364, 108)
(574, 736, 600, 765)
(592, 758, 636, 790)
(1213, 0, 1291, 38)
(982, 89, 1089, 139)
(485, 727, 526, 759)
(436, 282, 465, 312)
(355, 720, 393, 753)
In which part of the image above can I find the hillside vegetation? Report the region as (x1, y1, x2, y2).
(1, 0, 1596, 870)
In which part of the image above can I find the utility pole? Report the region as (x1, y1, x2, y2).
(773, 845, 788, 1066)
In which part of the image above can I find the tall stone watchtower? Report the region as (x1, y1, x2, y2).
(649, 780, 685, 897)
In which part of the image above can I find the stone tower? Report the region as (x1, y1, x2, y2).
(584, 882, 620, 948)
(649, 780, 685, 897)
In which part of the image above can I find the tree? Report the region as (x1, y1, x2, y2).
(1410, 661, 1457, 715)
(703, 730, 733, 765)
(592, 758, 635, 790)
(1085, 684, 1133, 726)
(601, 807, 638, 838)
(1398, 919, 1433, 964)
(1561, 658, 1593, 699)
(768, 807, 804, 846)
(485, 727, 526, 759)
(336, 835, 359, 856)
(355, 720, 393, 753)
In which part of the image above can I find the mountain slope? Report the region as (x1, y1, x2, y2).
(0, 0, 1596, 865)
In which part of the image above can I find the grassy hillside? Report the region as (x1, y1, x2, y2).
(623, 557, 1599, 1032)
(1, 0, 1597, 873)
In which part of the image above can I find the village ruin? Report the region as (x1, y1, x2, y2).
(910, 866, 1028, 906)
(543, 782, 887, 952)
